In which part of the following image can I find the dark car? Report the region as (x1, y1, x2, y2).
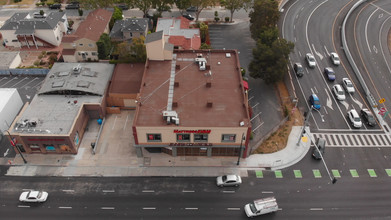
(49, 3, 61, 9)
(309, 94, 321, 110)
(293, 63, 304, 77)
(117, 4, 129, 10)
(324, 67, 336, 81)
(65, 3, 79, 9)
(182, 13, 194, 21)
(312, 138, 326, 160)
(186, 6, 197, 12)
(361, 108, 376, 126)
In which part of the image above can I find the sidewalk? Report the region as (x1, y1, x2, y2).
(1, 110, 311, 177)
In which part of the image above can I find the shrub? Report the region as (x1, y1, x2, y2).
(225, 17, 230, 22)
(33, 60, 40, 66)
(68, 20, 74, 27)
(241, 67, 246, 76)
(38, 54, 43, 59)
(214, 17, 220, 22)
(78, 9, 83, 16)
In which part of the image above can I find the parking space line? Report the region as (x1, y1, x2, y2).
(331, 170, 341, 178)
(274, 170, 283, 178)
(250, 112, 262, 121)
(350, 169, 359, 177)
(252, 122, 264, 131)
(255, 170, 263, 178)
(294, 170, 302, 178)
(385, 169, 391, 177)
(368, 169, 377, 177)
(251, 103, 259, 108)
(313, 169, 322, 178)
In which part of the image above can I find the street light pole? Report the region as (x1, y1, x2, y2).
(310, 135, 337, 184)
(5, 130, 27, 164)
(236, 133, 245, 166)
(297, 106, 313, 146)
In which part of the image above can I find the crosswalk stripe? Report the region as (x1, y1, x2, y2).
(385, 169, 391, 177)
(294, 170, 302, 178)
(313, 169, 322, 178)
(255, 170, 263, 178)
(275, 170, 283, 178)
(350, 169, 359, 177)
(332, 170, 341, 178)
(312, 133, 391, 147)
(368, 169, 377, 177)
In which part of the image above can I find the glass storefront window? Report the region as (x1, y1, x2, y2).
(147, 134, 161, 142)
(177, 134, 190, 142)
(222, 134, 236, 142)
(194, 134, 208, 142)
(30, 144, 41, 152)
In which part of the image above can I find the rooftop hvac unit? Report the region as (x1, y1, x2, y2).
(73, 65, 81, 74)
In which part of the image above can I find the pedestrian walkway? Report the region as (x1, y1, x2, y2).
(313, 132, 391, 147)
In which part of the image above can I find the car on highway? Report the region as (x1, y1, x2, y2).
(332, 84, 345, 101)
(182, 13, 194, 21)
(361, 108, 376, 126)
(312, 137, 326, 160)
(49, 3, 61, 9)
(293, 63, 304, 77)
(342, 78, 355, 93)
(186, 6, 197, 12)
(309, 94, 321, 110)
(216, 174, 242, 187)
(324, 67, 336, 81)
(348, 109, 362, 128)
(330, 52, 340, 65)
(19, 190, 48, 203)
(305, 53, 316, 68)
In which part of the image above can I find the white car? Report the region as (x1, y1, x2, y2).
(19, 190, 48, 203)
(330, 52, 340, 65)
(306, 53, 316, 68)
(332, 84, 345, 101)
(216, 174, 242, 187)
(348, 109, 362, 128)
(342, 78, 355, 93)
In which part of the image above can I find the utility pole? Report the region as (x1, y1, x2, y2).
(236, 133, 245, 165)
(5, 130, 27, 164)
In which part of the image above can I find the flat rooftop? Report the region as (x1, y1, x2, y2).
(134, 50, 250, 127)
(109, 63, 144, 94)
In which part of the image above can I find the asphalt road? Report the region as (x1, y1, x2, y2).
(280, 0, 379, 132)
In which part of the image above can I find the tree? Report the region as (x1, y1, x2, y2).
(220, 0, 251, 22)
(78, 9, 84, 16)
(116, 41, 131, 61)
(249, 0, 279, 40)
(249, 38, 294, 84)
(189, 0, 219, 21)
(197, 21, 209, 43)
(127, 0, 154, 17)
(110, 7, 123, 30)
(129, 36, 146, 62)
(174, 0, 192, 15)
(96, 33, 112, 60)
(39, 10, 44, 15)
(153, 0, 174, 14)
(79, 0, 115, 9)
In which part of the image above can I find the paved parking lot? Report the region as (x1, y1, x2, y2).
(0, 75, 46, 158)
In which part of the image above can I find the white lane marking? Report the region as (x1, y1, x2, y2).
(101, 207, 115, 210)
(227, 208, 241, 211)
(22, 189, 33, 191)
(185, 208, 198, 210)
(251, 103, 259, 108)
(310, 208, 323, 211)
(123, 114, 129, 130)
(278, 208, 283, 211)
(102, 190, 115, 193)
(365, 8, 378, 53)
(223, 191, 235, 193)
(62, 190, 75, 193)
(112, 116, 117, 130)
(248, 96, 254, 101)
(59, 207, 72, 209)
(142, 190, 155, 193)
(18, 205, 30, 208)
(182, 190, 195, 193)
(252, 122, 264, 131)
(143, 207, 156, 210)
(261, 191, 273, 194)
(251, 112, 262, 121)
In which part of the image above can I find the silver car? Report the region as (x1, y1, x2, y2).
(216, 175, 242, 187)
(19, 190, 48, 203)
(306, 53, 316, 68)
(332, 84, 345, 101)
(330, 52, 340, 65)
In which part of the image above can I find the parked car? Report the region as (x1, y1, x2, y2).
(216, 175, 242, 187)
(312, 138, 326, 160)
(342, 78, 355, 93)
(49, 3, 61, 9)
(19, 190, 48, 203)
(348, 109, 362, 128)
(293, 63, 304, 77)
(324, 67, 336, 81)
(186, 6, 197, 12)
(65, 3, 79, 9)
(361, 108, 376, 126)
(244, 197, 278, 217)
(305, 53, 316, 68)
(309, 94, 321, 110)
(182, 13, 194, 21)
(332, 84, 345, 101)
(33, 12, 47, 18)
(117, 4, 129, 10)
(330, 52, 340, 65)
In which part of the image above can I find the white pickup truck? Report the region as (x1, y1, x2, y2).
(244, 196, 278, 217)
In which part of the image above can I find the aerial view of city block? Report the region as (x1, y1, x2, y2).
(0, 0, 391, 219)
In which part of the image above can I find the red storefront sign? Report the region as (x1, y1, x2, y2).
(169, 143, 213, 146)
(174, 130, 211, 134)
(27, 139, 65, 142)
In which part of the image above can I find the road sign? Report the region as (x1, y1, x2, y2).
(379, 107, 387, 116)
(379, 98, 386, 104)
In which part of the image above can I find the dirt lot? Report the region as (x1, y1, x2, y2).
(252, 81, 304, 154)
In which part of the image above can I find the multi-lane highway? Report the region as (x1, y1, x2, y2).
(280, 0, 391, 134)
